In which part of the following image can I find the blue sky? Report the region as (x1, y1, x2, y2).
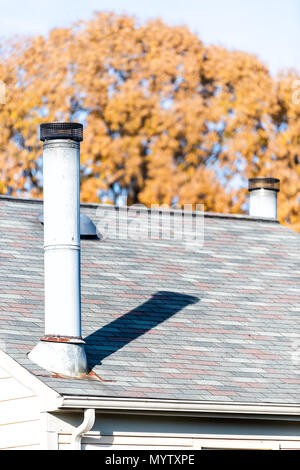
(0, 0, 299, 75)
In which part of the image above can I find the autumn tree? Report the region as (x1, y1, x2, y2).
(0, 12, 299, 229)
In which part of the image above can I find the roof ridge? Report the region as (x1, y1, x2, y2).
(0, 194, 279, 223)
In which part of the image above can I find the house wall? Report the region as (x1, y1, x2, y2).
(46, 410, 300, 450)
(0, 366, 41, 449)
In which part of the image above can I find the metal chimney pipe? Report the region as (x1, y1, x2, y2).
(248, 177, 280, 219)
(28, 123, 88, 378)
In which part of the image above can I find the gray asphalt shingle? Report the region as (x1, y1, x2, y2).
(0, 196, 300, 403)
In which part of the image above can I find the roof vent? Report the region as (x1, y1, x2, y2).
(38, 212, 98, 238)
(248, 177, 280, 219)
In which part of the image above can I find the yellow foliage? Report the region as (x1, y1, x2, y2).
(0, 12, 299, 230)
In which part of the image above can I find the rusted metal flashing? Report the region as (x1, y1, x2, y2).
(40, 335, 85, 345)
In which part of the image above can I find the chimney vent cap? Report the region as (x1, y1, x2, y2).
(248, 177, 280, 192)
(40, 122, 83, 142)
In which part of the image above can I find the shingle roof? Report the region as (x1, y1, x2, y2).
(0, 196, 300, 404)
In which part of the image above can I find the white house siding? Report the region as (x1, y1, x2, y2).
(46, 410, 300, 451)
(0, 366, 41, 449)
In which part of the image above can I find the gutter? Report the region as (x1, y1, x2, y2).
(54, 395, 300, 420)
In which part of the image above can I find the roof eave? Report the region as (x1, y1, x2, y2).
(2, 348, 300, 419)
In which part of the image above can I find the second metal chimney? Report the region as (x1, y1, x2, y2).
(28, 123, 88, 378)
(248, 177, 280, 219)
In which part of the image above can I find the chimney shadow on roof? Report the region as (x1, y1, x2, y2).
(84, 290, 199, 370)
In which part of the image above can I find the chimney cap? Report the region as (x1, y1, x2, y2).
(248, 177, 280, 192)
(40, 122, 83, 142)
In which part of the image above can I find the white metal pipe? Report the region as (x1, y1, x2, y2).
(249, 188, 278, 219)
(29, 123, 88, 378)
(248, 178, 280, 219)
(43, 140, 81, 338)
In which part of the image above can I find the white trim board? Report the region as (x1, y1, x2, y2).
(0, 349, 63, 411)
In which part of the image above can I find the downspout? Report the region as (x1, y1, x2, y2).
(71, 408, 96, 450)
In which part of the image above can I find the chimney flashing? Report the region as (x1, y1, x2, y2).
(28, 341, 88, 379)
